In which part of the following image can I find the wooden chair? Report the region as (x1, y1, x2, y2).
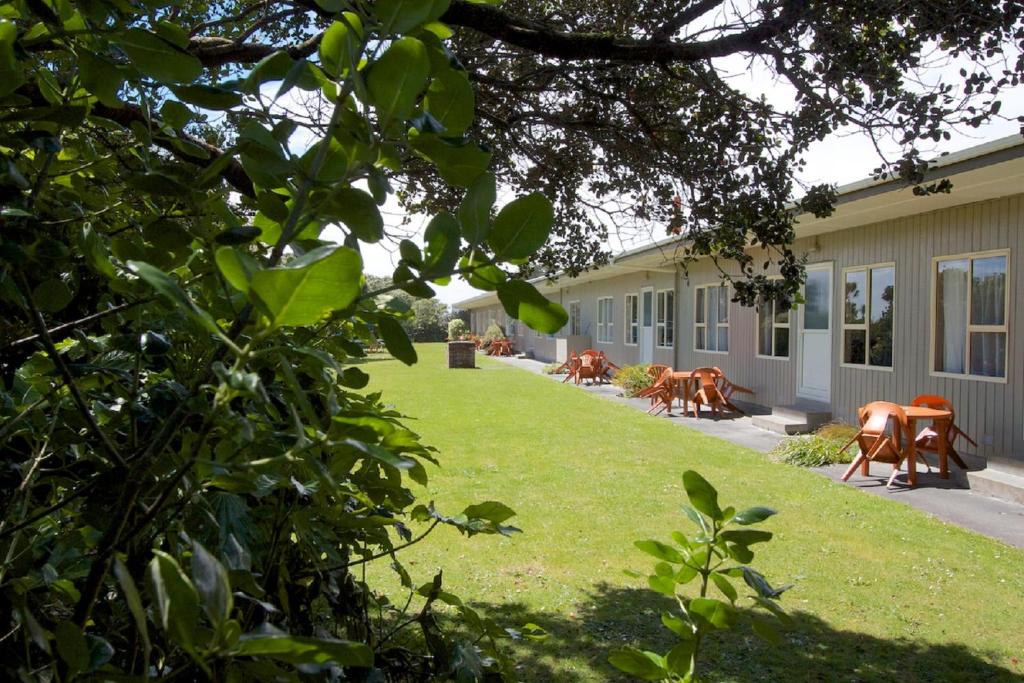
(598, 353, 620, 383)
(711, 367, 754, 415)
(910, 395, 972, 470)
(690, 367, 728, 419)
(839, 401, 911, 488)
(576, 352, 600, 385)
(636, 367, 675, 416)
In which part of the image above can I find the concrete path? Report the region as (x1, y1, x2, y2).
(491, 354, 1024, 549)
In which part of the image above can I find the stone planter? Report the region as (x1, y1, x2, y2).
(447, 340, 476, 368)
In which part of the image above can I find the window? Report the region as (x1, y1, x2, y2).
(624, 294, 639, 345)
(656, 290, 674, 348)
(933, 251, 1008, 379)
(842, 264, 895, 368)
(757, 283, 790, 359)
(597, 297, 614, 343)
(694, 284, 729, 352)
(568, 301, 581, 336)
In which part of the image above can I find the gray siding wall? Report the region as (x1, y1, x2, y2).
(463, 192, 1023, 463)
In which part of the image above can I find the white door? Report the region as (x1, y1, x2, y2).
(640, 288, 655, 364)
(798, 263, 833, 402)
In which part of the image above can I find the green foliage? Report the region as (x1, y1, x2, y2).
(613, 364, 655, 397)
(448, 318, 469, 340)
(542, 362, 567, 375)
(610, 471, 791, 682)
(770, 424, 859, 467)
(481, 321, 506, 346)
(0, 2, 567, 680)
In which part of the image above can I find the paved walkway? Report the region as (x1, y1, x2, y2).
(491, 355, 1024, 548)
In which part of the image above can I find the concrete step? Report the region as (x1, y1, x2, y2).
(771, 402, 832, 428)
(751, 414, 813, 435)
(967, 467, 1024, 506)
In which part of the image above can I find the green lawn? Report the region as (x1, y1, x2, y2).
(364, 344, 1024, 682)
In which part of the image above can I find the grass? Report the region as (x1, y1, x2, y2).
(365, 344, 1024, 682)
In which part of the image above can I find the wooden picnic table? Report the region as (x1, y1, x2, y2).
(898, 405, 953, 487)
(488, 339, 513, 356)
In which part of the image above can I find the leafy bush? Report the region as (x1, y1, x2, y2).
(448, 318, 468, 340)
(543, 362, 567, 375)
(769, 423, 859, 467)
(609, 471, 791, 682)
(612, 363, 654, 397)
(0, 2, 573, 680)
(482, 321, 506, 346)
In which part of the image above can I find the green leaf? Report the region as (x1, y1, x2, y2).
(367, 37, 429, 127)
(608, 647, 669, 681)
(117, 28, 202, 84)
(191, 542, 233, 631)
(425, 67, 474, 135)
(79, 50, 122, 106)
(215, 247, 259, 293)
(375, 0, 449, 33)
(0, 21, 25, 97)
(666, 640, 696, 677)
(634, 539, 685, 564)
(682, 470, 722, 521)
(711, 572, 738, 603)
(410, 133, 491, 187)
(54, 621, 89, 674)
(234, 634, 373, 667)
(719, 529, 772, 546)
(32, 279, 72, 313)
(488, 192, 554, 262)
(647, 574, 676, 596)
(326, 187, 384, 242)
(319, 13, 363, 76)
(688, 597, 734, 631)
(147, 550, 200, 651)
(113, 558, 151, 661)
(731, 506, 777, 525)
(661, 612, 693, 638)
(171, 84, 243, 110)
(421, 212, 461, 279)
(458, 171, 496, 246)
(496, 280, 567, 334)
(250, 246, 362, 327)
(377, 316, 417, 365)
(128, 261, 223, 337)
(462, 501, 515, 525)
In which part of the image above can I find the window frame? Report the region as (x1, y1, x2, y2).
(693, 283, 730, 354)
(655, 289, 674, 349)
(596, 296, 614, 344)
(624, 293, 639, 346)
(756, 277, 791, 361)
(929, 248, 1010, 383)
(568, 300, 581, 337)
(840, 262, 896, 372)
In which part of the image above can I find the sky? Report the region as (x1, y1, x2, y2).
(315, 52, 1024, 308)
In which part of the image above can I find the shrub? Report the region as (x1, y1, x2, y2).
(609, 471, 790, 682)
(448, 318, 468, 340)
(482, 321, 506, 346)
(612, 363, 654, 397)
(543, 362, 567, 375)
(769, 423, 859, 467)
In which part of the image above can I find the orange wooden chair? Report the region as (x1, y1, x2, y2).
(576, 352, 600, 385)
(637, 367, 675, 416)
(711, 366, 754, 415)
(690, 367, 729, 419)
(910, 395, 972, 470)
(839, 401, 911, 488)
(643, 365, 671, 408)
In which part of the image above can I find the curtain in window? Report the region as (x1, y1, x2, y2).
(935, 260, 967, 374)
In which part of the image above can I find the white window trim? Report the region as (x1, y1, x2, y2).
(929, 248, 1010, 383)
(694, 283, 730, 355)
(597, 296, 614, 345)
(656, 289, 674, 349)
(840, 262, 896, 372)
(755, 276, 791, 361)
(568, 300, 581, 337)
(624, 293, 639, 346)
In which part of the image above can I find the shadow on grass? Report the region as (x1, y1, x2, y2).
(472, 583, 1019, 682)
